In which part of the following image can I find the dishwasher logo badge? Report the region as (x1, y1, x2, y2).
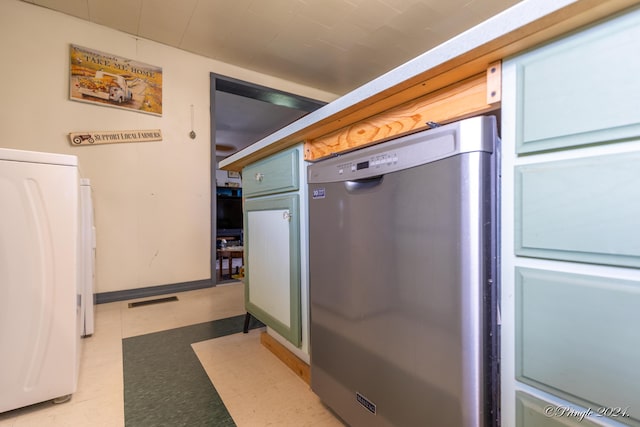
(312, 188, 326, 200)
(356, 392, 377, 415)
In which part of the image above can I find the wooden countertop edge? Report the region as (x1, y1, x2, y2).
(219, 0, 640, 172)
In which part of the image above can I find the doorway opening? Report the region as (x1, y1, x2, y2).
(210, 74, 325, 283)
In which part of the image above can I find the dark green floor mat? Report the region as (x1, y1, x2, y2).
(122, 314, 263, 427)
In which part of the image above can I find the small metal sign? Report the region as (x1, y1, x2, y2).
(312, 188, 326, 199)
(69, 129, 162, 145)
(356, 392, 377, 414)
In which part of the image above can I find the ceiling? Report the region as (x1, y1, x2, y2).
(23, 0, 520, 96)
(22, 0, 521, 158)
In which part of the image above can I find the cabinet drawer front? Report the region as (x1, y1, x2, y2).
(243, 148, 299, 197)
(515, 268, 640, 425)
(515, 151, 640, 267)
(515, 7, 640, 154)
(516, 392, 601, 427)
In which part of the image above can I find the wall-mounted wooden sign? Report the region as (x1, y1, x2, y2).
(69, 129, 162, 145)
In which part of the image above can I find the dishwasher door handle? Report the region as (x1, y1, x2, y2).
(344, 175, 384, 192)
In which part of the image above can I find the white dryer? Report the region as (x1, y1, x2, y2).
(0, 148, 81, 413)
(80, 178, 96, 337)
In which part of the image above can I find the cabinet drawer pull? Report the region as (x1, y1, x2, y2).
(283, 211, 292, 221)
(255, 172, 264, 182)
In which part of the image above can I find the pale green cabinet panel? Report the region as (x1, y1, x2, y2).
(244, 194, 301, 346)
(515, 7, 640, 154)
(515, 268, 640, 426)
(515, 152, 640, 267)
(242, 148, 299, 197)
(516, 392, 602, 427)
(505, 6, 640, 427)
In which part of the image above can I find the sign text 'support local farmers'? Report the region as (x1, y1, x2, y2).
(69, 129, 162, 145)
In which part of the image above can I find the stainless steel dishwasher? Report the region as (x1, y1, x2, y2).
(308, 115, 500, 427)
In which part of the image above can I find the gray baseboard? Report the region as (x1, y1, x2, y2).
(96, 279, 215, 304)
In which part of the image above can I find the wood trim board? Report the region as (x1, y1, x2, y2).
(260, 331, 311, 385)
(304, 68, 499, 161)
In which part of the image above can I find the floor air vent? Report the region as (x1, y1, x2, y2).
(128, 296, 178, 308)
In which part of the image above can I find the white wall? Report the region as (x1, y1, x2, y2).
(0, 0, 336, 294)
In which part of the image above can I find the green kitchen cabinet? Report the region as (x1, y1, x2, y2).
(502, 5, 640, 427)
(242, 146, 306, 348)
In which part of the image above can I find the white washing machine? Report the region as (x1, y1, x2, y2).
(0, 147, 81, 413)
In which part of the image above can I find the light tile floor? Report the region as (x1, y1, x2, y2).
(0, 282, 342, 427)
(194, 331, 344, 427)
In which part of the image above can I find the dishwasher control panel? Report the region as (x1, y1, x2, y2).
(336, 152, 399, 176)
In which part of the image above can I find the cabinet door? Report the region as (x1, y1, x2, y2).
(244, 194, 301, 346)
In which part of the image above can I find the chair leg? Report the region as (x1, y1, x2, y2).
(243, 312, 251, 333)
